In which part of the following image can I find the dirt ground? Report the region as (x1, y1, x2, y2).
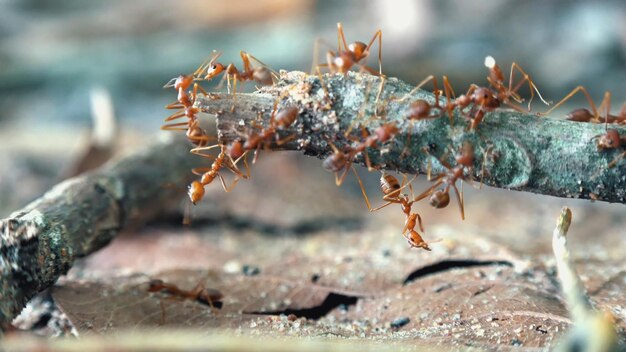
(3, 137, 626, 350)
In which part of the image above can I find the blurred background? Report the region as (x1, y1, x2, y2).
(1, 0, 625, 220)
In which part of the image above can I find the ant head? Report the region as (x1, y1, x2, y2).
(596, 129, 621, 150)
(429, 190, 450, 209)
(348, 41, 368, 60)
(205, 63, 225, 79)
(472, 87, 496, 106)
(409, 100, 431, 120)
(187, 181, 205, 205)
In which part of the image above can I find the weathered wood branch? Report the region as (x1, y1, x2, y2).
(0, 135, 199, 329)
(197, 71, 626, 204)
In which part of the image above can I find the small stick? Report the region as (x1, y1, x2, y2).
(551, 208, 619, 352)
(198, 70, 626, 204)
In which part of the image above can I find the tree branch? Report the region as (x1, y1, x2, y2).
(197, 71, 626, 204)
(0, 135, 198, 329)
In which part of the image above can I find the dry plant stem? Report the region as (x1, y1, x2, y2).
(199, 71, 626, 204)
(0, 135, 199, 330)
(551, 208, 619, 351)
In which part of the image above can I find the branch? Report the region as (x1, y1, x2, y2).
(0, 135, 198, 329)
(197, 71, 626, 204)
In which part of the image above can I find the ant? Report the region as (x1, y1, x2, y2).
(354, 171, 431, 250)
(241, 103, 299, 163)
(187, 143, 250, 205)
(161, 74, 213, 147)
(313, 22, 383, 76)
(148, 279, 223, 309)
(322, 122, 399, 186)
(483, 56, 549, 112)
(414, 142, 478, 220)
(539, 88, 626, 124)
(194, 50, 277, 107)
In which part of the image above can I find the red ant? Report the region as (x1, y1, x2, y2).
(354, 172, 430, 250)
(414, 143, 478, 220)
(241, 103, 299, 163)
(322, 122, 399, 185)
(187, 144, 250, 205)
(539, 88, 626, 124)
(483, 56, 549, 111)
(162, 74, 213, 147)
(312, 22, 383, 76)
(194, 50, 277, 106)
(148, 279, 223, 308)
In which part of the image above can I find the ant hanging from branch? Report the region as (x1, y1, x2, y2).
(354, 171, 431, 250)
(414, 142, 480, 220)
(312, 22, 383, 76)
(161, 73, 213, 147)
(187, 144, 250, 205)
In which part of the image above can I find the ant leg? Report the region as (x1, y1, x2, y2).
(190, 144, 222, 158)
(509, 62, 551, 110)
(165, 101, 184, 110)
(337, 22, 349, 53)
(364, 29, 383, 75)
(246, 52, 280, 82)
(413, 177, 445, 203)
(608, 151, 626, 168)
(164, 109, 186, 122)
(596, 91, 612, 129)
(192, 83, 209, 99)
(538, 86, 598, 118)
(396, 75, 435, 103)
(452, 182, 465, 220)
(352, 166, 386, 211)
(442, 76, 457, 123)
(161, 122, 189, 131)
